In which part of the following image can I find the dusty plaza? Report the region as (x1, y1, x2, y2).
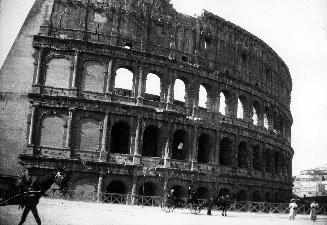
(0, 198, 326, 225)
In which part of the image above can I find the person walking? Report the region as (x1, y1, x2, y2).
(289, 199, 298, 220)
(309, 200, 319, 222)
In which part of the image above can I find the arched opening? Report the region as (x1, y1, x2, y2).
(174, 79, 186, 104)
(197, 133, 211, 163)
(263, 112, 269, 129)
(145, 73, 161, 97)
(280, 192, 285, 203)
(138, 182, 157, 196)
(196, 187, 210, 200)
(273, 112, 279, 133)
(105, 181, 127, 203)
(142, 125, 159, 157)
(110, 121, 130, 154)
(40, 116, 65, 148)
(115, 68, 133, 90)
(204, 37, 212, 50)
(252, 145, 261, 170)
(237, 190, 248, 201)
(81, 61, 106, 93)
(265, 192, 272, 202)
(238, 141, 248, 168)
(274, 151, 280, 174)
(219, 92, 227, 115)
(75, 118, 100, 151)
(219, 188, 230, 196)
(198, 85, 207, 108)
(170, 185, 185, 199)
(252, 191, 261, 202)
(171, 130, 187, 160)
(106, 181, 127, 194)
(252, 107, 258, 125)
(45, 58, 71, 88)
(274, 191, 279, 203)
(237, 97, 245, 119)
(219, 137, 233, 166)
(265, 149, 272, 173)
(73, 179, 96, 201)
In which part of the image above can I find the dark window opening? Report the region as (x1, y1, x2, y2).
(181, 56, 188, 62)
(265, 192, 272, 202)
(265, 150, 272, 173)
(197, 134, 211, 163)
(253, 145, 261, 170)
(238, 142, 248, 168)
(110, 121, 130, 154)
(237, 190, 248, 201)
(142, 125, 159, 157)
(204, 37, 212, 50)
(170, 185, 185, 199)
(241, 52, 247, 62)
(219, 137, 233, 166)
(274, 152, 279, 174)
(252, 191, 261, 202)
(196, 187, 210, 200)
(171, 130, 187, 160)
(106, 181, 126, 194)
(138, 182, 157, 196)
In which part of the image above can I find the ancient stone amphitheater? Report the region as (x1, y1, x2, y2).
(0, 0, 293, 203)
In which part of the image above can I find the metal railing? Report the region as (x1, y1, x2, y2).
(46, 190, 327, 215)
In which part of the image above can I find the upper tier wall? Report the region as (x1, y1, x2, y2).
(39, 0, 291, 109)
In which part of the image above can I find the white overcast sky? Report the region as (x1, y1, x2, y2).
(1, 0, 327, 175)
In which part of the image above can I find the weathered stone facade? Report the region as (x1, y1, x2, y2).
(0, 0, 293, 202)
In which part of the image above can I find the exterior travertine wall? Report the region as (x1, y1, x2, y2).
(0, 0, 293, 202)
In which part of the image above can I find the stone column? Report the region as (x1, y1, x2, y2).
(130, 174, 138, 205)
(136, 65, 145, 105)
(105, 60, 113, 94)
(72, 50, 80, 89)
(96, 173, 104, 202)
(35, 47, 44, 85)
(65, 108, 74, 150)
(215, 89, 221, 113)
(165, 78, 175, 110)
(215, 131, 221, 165)
(133, 116, 142, 164)
(248, 142, 253, 171)
(99, 113, 110, 162)
(164, 125, 172, 168)
(28, 105, 37, 145)
(190, 126, 198, 171)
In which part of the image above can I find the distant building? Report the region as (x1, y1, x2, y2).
(293, 165, 327, 197)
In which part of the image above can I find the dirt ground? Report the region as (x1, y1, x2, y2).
(0, 198, 326, 225)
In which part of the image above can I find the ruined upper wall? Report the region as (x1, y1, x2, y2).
(39, 0, 291, 106)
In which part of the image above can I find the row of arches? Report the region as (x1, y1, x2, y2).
(42, 58, 291, 139)
(39, 115, 291, 174)
(75, 179, 289, 203)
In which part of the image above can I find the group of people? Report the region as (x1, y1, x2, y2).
(166, 186, 232, 216)
(289, 199, 320, 221)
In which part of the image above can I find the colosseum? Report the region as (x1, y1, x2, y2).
(0, 0, 293, 203)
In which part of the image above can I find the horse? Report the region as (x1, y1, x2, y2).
(0, 168, 68, 225)
(206, 194, 232, 216)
